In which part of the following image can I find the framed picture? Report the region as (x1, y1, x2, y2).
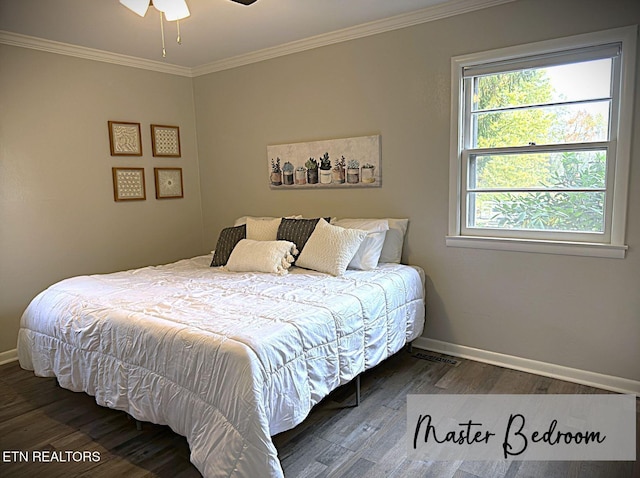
(108, 121, 142, 156)
(154, 167, 183, 199)
(112, 167, 146, 201)
(151, 124, 181, 157)
(266, 135, 381, 189)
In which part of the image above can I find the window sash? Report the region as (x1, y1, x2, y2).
(460, 143, 616, 243)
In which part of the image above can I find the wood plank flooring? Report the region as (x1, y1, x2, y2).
(1, 350, 637, 478)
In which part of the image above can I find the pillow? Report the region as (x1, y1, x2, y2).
(234, 215, 302, 226)
(332, 218, 389, 270)
(295, 219, 367, 276)
(276, 217, 330, 262)
(378, 218, 409, 263)
(246, 217, 282, 241)
(210, 224, 246, 266)
(226, 239, 298, 275)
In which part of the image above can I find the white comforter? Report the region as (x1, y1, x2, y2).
(18, 255, 425, 478)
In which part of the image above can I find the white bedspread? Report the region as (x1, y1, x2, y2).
(18, 255, 425, 478)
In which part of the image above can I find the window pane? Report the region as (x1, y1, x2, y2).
(470, 150, 607, 190)
(468, 191, 605, 232)
(472, 101, 610, 148)
(544, 59, 612, 103)
(473, 59, 612, 111)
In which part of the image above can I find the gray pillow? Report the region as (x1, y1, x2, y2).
(210, 224, 246, 267)
(276, 218, 329, 263)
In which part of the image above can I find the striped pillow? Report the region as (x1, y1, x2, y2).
(210, 224, 246, 267)
(277, 218, 329, 262)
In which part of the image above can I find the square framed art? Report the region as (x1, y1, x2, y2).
(108, 121, 142, 156)
(151, 124, 181, 157)
(112, 167, 146, 201)
(154, 167, 183, 199)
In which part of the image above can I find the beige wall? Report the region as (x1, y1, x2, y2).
(1, 0, 638, 385)
(194, 0, 640, 382)
(0, 46, 204, 354)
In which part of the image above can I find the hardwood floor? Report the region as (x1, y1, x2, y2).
(1, 350, 637, 478)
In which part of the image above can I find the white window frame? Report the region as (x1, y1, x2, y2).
(447, 26, 637, 258)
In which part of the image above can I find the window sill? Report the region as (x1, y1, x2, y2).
(445, 235, 627, 259)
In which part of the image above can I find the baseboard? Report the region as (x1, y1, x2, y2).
(0, 348, 18, 365)
(413, 337, 640, 396)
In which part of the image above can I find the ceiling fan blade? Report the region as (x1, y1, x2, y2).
(230, 0, 258, 5)
(120, 0, 151, 17)
(153, 0, 190, 20)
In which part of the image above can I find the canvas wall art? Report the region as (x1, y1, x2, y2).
(267, 135, 381, 189)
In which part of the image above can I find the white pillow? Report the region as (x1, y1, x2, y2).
(378, 218, 409, 263)
(332, 218, 389, 270)
(246, 217, 282, 241)
(295, 219, 367, 276)
(226, 239, 298, 275)
(234, 215, 302, 226)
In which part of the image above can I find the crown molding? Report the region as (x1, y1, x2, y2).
(1, 0, 515, 78)
(191, 0, 516, 76)
(0, 30, 193, 77)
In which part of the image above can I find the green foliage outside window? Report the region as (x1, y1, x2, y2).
(471, 68, 608, 233)
(492, 151, 606, 232)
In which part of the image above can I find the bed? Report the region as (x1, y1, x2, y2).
(17, 217, 425, 478)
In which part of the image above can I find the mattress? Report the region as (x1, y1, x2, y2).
(18, 254, 425, 477)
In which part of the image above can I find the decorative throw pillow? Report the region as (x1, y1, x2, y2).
(210, 224, 246, 267)
(226, 239, 298, 275)
(378, 218, 409, 263)
(276, 217, 330, 262)
(295, 219, 368, 276)
(246, 217, 282, 241)
(332, 218, 389, 270)
(234, 216, 277, 226)
(234, 215, 302, 226)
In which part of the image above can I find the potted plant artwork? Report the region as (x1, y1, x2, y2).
(270, 157, 282, 186)
(295, 166, 306, 185)
(282, 161, 294, 185)
(319, 152, 332, 184)
(346, 159, 360, 184)
(332, 155, 345, 184)
(361, 163, 375, 183)
(305, 158, 319, 184)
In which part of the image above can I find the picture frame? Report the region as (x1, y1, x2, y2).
(112, 167, 146, 201)
(108, 121, 142, 156)
(151, 124, 181, 157)
(154, 167, 184, 199)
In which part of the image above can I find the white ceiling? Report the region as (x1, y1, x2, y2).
(0, 0, 506, 70)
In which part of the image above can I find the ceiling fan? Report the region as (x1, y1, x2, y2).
(119, 0, 259, 57)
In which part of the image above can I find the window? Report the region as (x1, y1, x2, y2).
(448, 26, 637, 258)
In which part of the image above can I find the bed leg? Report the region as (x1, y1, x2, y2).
(355, 375, 361, 407)
(407, 341, 413, 354)
(127, 414, 143, 431)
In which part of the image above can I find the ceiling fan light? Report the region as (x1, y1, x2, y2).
(152, 0, 190, 21)
(119, 0, 150, 17)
